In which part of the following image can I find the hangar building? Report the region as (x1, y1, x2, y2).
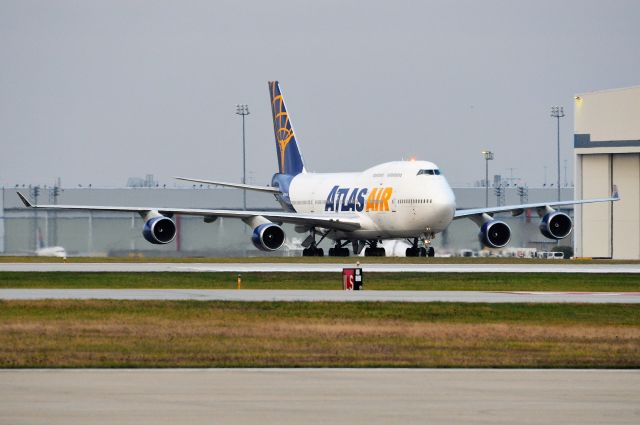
(575, 85, 640, 259)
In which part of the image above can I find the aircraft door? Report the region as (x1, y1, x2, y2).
(310, 189, 316, 212)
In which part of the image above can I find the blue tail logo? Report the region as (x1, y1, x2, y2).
(269, 81, 305, 175)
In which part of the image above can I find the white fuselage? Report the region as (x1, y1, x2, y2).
(35, 246, 67, 258)
(288, 160, 456, 240)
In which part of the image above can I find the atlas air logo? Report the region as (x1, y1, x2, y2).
(270, 82, 295, 174)
(272, 93, 292, 173)
(325, 186, 393, 212)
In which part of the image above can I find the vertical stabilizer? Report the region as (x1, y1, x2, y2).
(269, 81, 306, 175)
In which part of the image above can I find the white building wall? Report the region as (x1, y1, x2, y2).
(612, 154, 640, 259)
(575, 86, 640, 141)
(575, 85, 640, 259)
(578, 154, 611, 258)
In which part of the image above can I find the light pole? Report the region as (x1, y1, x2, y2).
(550, 106, 565, 202)
(482, 150, 494, 207)
(236, 104, 250, 210)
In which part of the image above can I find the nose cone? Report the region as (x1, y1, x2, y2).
(432, 179, 456, 229)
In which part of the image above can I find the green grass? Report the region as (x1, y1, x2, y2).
(2, 300, 638, 325)
(1, 300, 638, 368)
(1, 271, 639, 291)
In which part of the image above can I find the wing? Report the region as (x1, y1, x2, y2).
(16, 192, 360, 231)
(173, 176, 281, 194)
(454, 196, 619, 219)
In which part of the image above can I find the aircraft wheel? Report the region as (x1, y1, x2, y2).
(316, 248, 324, 257)
(376, 248, 386, 257)
(418, 247, 427, 257)
(427, 247, 435, 257)
(328, 248, 335, 256)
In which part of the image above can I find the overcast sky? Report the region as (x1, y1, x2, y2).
(1, 0, 639, 189)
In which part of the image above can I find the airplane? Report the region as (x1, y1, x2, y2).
(35, 228, 67, 259)
(17, 81, 619, 257)
(14, 228, 68, 259)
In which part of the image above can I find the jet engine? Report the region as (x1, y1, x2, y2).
(251, 223, 285, 251)
(142, 215, 177, 244)
(479, 220, 511, 248)
(539, 211, 572, 240)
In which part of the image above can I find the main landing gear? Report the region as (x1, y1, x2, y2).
(405, 238, 435, 257)
(302, 246, 324, 256)
(302, 228, 325, 257)
(364, 240, 386, 257)
(328, 240, 350, 257)
(301, 231, 352, 257)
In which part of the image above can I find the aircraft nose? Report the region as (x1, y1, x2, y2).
(433, 184, 456, 221)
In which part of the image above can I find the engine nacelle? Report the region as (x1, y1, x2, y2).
(142, 216, 177, 244)
(479, 220, 511, 248)
(251, 223, 285, 251)
(540, 211, 572, 240)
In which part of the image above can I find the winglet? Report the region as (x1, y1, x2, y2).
(17, 192, 34, 207)
(612, 184, 620, 200)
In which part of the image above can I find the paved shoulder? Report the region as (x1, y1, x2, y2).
(1, 369, 638, 425)
(1, 289, 639, 303)
(1, 262, 640, 273)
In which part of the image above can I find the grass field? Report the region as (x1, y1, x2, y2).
(2, 263, 638, 368)
(1, 300, 638, 368)
(1, 271, 639, 291)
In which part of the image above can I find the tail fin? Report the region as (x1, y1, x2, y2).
(269, 81, 306, 175)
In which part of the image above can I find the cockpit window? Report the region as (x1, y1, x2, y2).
(417, 169, 440, 176)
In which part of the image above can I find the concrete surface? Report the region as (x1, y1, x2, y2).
(1, 288, 640, 303)
(1, 262, 640, 273)
(1, 369, 638, 425)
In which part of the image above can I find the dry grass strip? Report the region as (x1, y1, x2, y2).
(0, 300, 638, 368)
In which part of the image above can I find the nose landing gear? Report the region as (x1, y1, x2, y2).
(405, 238, 425, 257)
(405, 236, 435, 257)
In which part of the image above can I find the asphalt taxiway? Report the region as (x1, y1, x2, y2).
(1, 369, 638, 425)
(1, 262, 639, 273)
(1, 288, 639, 303)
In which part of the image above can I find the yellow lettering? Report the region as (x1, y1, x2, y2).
(380, 187, 392, 211)
(366, 188, 378, 211)
(374, 187, 385, 211)
(365, 187, 393, 212)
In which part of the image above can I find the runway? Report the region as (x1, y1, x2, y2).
(1, 262, 640, 273)
(2, 288, 639, 303)
(1, 369, 638, 425)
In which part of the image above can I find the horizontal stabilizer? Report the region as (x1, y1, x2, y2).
(173, 177, 281, 194)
